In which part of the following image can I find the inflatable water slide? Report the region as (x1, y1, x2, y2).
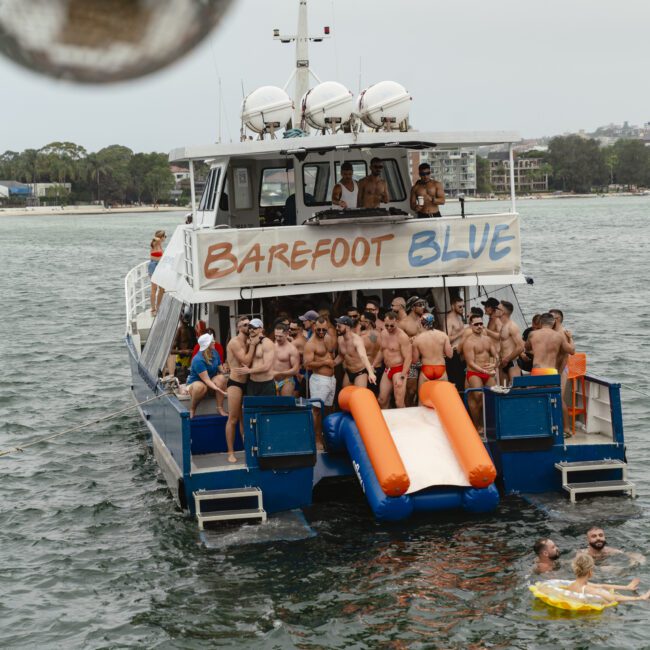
(323, 382, 499, 521)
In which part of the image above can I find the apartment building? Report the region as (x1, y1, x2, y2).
(420, 149, 477, 196)
(487, 152, 549, 194)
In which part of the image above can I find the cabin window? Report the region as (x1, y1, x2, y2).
(302, 162, 332, 206)
(334, 160, 367, 183)
(260, 167, 295, 207)
(381, 159, 406, 202)
(198, 167, 220, 211)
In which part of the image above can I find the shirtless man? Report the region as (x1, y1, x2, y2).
(445, 296, 467, 392)
(401, 296, 425, 405)
(551, 309, 573, 420)
(497, 300, 524, 385)
(526, 312, 575, 430)
(526, 313, 575, 374)
(299, 309, 319, 339)
(304, 317, 338, 448)
(337, 315, 377, 388)
(364, 299, 384, 331)
(412, 313, 452, 386)
(225, 315, 253, 463)
(582, 527, 645, 565)
(288, 319, 308, 395)
(410, 162, 445, 218)
(378, 311, 412, 409)
(332, 161, 359, 209)
(534, 538, 561, 574)
(359, 311, 382, 369)
(357, 158, 389, 208)
(463, 315, 498, 430)
(272, 324, 300, 396)
(237, 318, 276, 396)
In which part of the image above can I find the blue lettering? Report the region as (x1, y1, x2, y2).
(408, 231, 440, 267)
(469, 223, 490, 259)
(489, 224, 516, 261)
(442, 225, 469, 261)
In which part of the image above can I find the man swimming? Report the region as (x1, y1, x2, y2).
(533, 538, 561, 574)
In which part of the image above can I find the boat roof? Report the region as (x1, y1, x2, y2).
(169, 130, 521, 163)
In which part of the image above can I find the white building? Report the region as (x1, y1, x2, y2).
(421, 148, 477, 196)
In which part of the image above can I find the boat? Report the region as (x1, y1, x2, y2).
(124, 1, 635, 531)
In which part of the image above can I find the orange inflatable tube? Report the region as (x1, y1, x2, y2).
(419, 381, 496, 489)
(338, 386, 410, 497)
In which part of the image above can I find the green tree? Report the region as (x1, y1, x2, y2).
(548, 135, 607, 193)
(143, 153, 174, 204)
(612, 139, 649, 187)
(476, 155, 492, 194)
(96, 145, 133, 204)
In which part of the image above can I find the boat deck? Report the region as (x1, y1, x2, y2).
(564, 427, 614, 446)
(191, 451, 246, 474)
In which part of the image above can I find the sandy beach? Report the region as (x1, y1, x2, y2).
(0, 204, 186, 217)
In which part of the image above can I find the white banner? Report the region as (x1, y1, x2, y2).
(195, 213, 520, 290)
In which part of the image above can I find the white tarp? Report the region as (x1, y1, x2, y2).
(195, 213, 520, 290)
(382, 406, 470, 494)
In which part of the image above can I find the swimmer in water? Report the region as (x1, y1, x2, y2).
(533, 538, 561, 574)
(582, 526, 645, 565)
(566, 553, 649, 603)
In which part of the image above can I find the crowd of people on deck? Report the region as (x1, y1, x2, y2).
(164, 291, 577, 462)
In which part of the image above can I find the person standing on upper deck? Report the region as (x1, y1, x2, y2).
(357, 158, 389, 208)
(332, 162, 359, 210)
(410, 163, 445, 218)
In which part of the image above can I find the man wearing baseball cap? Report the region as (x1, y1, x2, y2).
(336, 315, 376, 387)
(241, 319, 277, 397)
(299, 309, 319, 339)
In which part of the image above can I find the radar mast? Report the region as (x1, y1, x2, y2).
(274, 0, 330, 127)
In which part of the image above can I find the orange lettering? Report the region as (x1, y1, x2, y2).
(204, 242, 237, 279)
(311, 238, 332, 270)
(370, 234, 395, 266)
(268, 243, 290, 272)
(290, 240, 310, 270)
(331, 237, 350, 268)
(237, 243, 264, 274)
(351, 237, 371, 266)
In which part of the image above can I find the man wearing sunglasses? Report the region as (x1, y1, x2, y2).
(337, 316, 377, 388)
(357, 157, 389, 208)
(410, 162, 445, 218)
(378, 311, 412, 409)
(463, 315, 498, 432)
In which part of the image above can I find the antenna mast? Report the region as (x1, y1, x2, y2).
(274, 0, 330, 127)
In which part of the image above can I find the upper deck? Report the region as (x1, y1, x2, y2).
(155, 130, 524, 304)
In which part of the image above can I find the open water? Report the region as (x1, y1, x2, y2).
(1, 196, 649, 649)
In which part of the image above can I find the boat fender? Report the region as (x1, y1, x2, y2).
(322, 411, 349, 453)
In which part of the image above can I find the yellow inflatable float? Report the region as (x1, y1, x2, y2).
(530, 580, 617, 612)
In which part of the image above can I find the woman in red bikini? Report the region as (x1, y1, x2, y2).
(148, 230, 166, 315)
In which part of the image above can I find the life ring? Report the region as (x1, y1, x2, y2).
(529, 580, 617, 612)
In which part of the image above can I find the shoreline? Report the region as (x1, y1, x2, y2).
(0, 204, 187, 217)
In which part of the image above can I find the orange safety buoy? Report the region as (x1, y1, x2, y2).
(419, 381, 496, 488)
(338, 385, 410, 497)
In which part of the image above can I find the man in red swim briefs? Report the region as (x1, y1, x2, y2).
(463, 315, 498, 431)
(378, 311, 412, 409)
(412, 313, 453, 387)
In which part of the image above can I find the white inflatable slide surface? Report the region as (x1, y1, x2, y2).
(381, 406, 471, 495)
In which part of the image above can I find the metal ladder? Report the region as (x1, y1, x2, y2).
(193, 487, 267, 530)
(555, 459, 636, 503)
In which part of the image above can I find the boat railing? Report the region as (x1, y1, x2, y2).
(124, 261, 150, 334)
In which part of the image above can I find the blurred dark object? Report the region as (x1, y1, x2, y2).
(0, 0, 232, 83)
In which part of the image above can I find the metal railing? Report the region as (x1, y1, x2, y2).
(124, 261, 150, 334)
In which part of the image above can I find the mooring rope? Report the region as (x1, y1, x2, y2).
(0, 390, 172, 458)
(620, 383, 650, 399)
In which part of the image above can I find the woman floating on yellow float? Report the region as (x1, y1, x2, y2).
(531, 553, 650, 612)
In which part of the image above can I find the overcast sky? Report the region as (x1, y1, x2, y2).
(1, 0, 648, 153)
